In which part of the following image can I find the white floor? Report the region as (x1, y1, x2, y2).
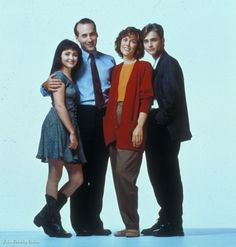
(0, 229, 236, 247)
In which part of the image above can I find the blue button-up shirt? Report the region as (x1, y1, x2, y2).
(78, 49, 115, 105)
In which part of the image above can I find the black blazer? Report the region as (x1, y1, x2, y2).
(152, 50, 192, 142)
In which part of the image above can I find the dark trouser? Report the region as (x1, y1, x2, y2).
(70, 105, 109, 232)
(145, 111, 183, 227)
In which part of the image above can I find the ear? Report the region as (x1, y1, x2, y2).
(76, 34, 81, 42)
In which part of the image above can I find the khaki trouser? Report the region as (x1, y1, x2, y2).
(109, 102, 142, 230)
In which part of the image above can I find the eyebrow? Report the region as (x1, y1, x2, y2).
(144, 38, 158, 41)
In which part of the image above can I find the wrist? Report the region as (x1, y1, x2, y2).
(136, 123, 144, 128)
(42, 81, 47, 89)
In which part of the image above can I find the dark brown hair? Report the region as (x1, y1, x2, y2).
(73, 18, 97, 37)
(141, 23, 164, 39)
(115, 27, 144, 59)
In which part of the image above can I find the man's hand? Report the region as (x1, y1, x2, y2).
(43, 74, 63, 92)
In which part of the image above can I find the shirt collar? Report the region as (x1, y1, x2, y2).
(82, 49, 99, 61)
(153, 52, 163, 69)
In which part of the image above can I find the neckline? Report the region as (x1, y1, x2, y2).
(58, 70, 73, 82)
(122, 59, 137, 65)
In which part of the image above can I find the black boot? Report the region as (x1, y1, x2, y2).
(57, 191, 68, 210)
(34, 195, 72, 238)
(33, 191, 67, 228)
(34, 205, 47, 228)
(55, 192, 71, 236)
(45, 194, 72, 238)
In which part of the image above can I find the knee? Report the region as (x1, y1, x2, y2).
(48, 170, 62, 184)
(69, 173, 84, 189)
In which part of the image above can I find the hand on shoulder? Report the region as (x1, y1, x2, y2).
(43, 73, 63, 92)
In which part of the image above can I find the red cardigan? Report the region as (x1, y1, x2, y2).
(103, 60, 153, 151)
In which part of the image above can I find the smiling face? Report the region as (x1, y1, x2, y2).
(143, 31, 164, 59)
(61, 49, 78, 70)
(120, 35, 138, 60)
(75, 23, 98, 53)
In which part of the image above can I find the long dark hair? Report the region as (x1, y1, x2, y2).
(50, 39, 82, 81)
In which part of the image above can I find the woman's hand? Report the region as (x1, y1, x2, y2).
(132, 125, 143, 148)
(69, 133, 79, 150)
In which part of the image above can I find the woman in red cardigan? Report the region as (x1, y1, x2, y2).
(103, 27, 153, 237)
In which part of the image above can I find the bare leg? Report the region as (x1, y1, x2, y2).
(46, 159, 63, 199)
(60, 163, 83, 197)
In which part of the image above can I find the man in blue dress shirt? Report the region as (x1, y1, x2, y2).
(42, 18, 115, 236)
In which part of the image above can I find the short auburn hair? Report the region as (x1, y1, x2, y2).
(115, 27, 144, 59)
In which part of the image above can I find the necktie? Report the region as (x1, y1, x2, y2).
(90, 54, 105, 108)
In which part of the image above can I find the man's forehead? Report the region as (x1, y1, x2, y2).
(144, 31, 160, 40)
(77, 23, 95, 32)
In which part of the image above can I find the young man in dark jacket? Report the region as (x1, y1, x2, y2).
(141, 23, 192, 237)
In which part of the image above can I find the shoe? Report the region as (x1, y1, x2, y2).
(126, 229, 140, 237)
(141, 221, 162, 236)
(114, 229, 140, 237)
(92, 228, 112, 236)
(153, 222, 184, 237)
(76, 229, 92, 236)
